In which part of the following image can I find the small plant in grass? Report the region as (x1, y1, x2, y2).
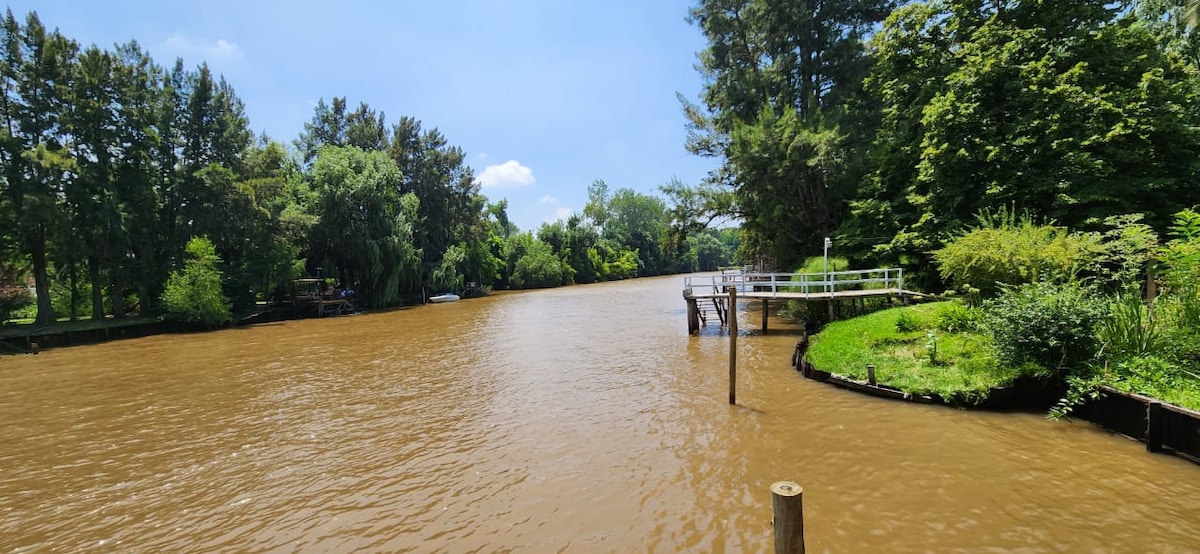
(895, 310, 921, 333)
(935, 301, 983, 333)
(925, 329, 939, 365)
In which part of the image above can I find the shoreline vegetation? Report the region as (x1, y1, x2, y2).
(804, 300, 1200, 414)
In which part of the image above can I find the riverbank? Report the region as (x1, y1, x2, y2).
(1, 301, 384, 355)
(798, 302, 1200, 463)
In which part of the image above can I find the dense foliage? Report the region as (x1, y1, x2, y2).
(932, 208, 1100, 298)
(0, 9, 737, 325)
(684, 0, 1200, 279)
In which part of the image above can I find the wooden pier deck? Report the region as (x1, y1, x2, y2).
(682, 268, 919, 334)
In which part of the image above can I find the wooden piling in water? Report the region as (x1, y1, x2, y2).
(761, 299, 769, 332)
(771, 481, 805, 554)
(686, 297, 699, 335)
(729, 287, 737, 405)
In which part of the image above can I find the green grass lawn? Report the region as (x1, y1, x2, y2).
(806, 301, 1023, 405)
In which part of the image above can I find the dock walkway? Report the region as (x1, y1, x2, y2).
(683, 268, 920, 334)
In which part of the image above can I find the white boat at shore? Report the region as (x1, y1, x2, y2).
(428, 293, 460, 303)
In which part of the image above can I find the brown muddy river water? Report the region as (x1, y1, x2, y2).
(1, 275, 1198, 552)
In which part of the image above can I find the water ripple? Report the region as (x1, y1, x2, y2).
(1, 277, 1198, 552)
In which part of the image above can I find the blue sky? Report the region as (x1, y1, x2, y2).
(9, 0, 719, 233)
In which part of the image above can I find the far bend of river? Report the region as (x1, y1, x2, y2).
(2, 275, 1199, 553)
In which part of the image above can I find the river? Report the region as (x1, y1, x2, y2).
(1, 275, 1197, 552)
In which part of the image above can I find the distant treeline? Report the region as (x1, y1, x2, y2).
(0, 9, 737, 325)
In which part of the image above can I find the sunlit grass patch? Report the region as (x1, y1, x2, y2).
(806, 301, 1022, 405)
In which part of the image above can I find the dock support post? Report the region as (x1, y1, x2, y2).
(1147, 401, 1164, 452)
(867, 364, 876, 386)
(762, 299, 769, 333)
(686, 297, 699, 335)
(771, 481, 805, 554)
(729, 287, 737, 405)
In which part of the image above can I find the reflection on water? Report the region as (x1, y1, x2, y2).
(1, 276, 1198, 552)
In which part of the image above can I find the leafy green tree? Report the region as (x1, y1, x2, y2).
(308, 146, 421, 307)
(511, 239, 569, 289)
(606, 188, 670, 275)
(0, 11, 77, 325)
(387, 117, 483, 283)
(162, 236, 231, 326)
(687, 0, 892, 265)
(857, 1, 1200, 284)
(110, 41, 166, 317)
(687, 231, 732, 271)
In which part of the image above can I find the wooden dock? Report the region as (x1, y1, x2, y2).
(683, 268, 918, 334)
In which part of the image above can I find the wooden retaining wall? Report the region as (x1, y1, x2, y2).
(0, 321, 206, 354)
(795, 351, 1200, 464)
(1079, 387, 1200, 462)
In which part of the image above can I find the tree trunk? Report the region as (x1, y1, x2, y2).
(30, 225, 55, 326)
(89, 253, 105, 321)
(109, 263, 126, 319)
(67, 257, 79, 321)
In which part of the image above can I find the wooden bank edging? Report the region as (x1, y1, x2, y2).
(794, 352, 1200, 465)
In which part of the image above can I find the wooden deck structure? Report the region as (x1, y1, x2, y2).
(683, 268, 918, 334)
(291, 278, 354, 317)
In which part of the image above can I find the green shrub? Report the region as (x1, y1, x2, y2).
(933, 207, 1100, 297)
(1159, 326, 1200, 367)
(983, 281, 1104, 375)
(162, 237, 232, 326)
(511, 241, 569, 289)
(935, 301, 983, 333)
(895, 310, 921, 333)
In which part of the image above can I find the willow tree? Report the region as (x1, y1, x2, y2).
(308, 146, 421, 307)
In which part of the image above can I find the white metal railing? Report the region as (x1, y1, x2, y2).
(684, 268, 904, 298)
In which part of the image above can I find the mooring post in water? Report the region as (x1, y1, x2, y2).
(729, 286, 737, 405)
(771, 481, 805, 554)
(867, 364, 876, 386)
(762, 299, 769, 332)
(686, 296, 700, 335)
(1147, 401, 1164, 453)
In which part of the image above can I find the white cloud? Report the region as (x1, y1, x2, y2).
(539, 195, 557, 204)
(163, 32, 245, 61)
(475, 160, 535, 188)
(554, 207, 572, 221)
